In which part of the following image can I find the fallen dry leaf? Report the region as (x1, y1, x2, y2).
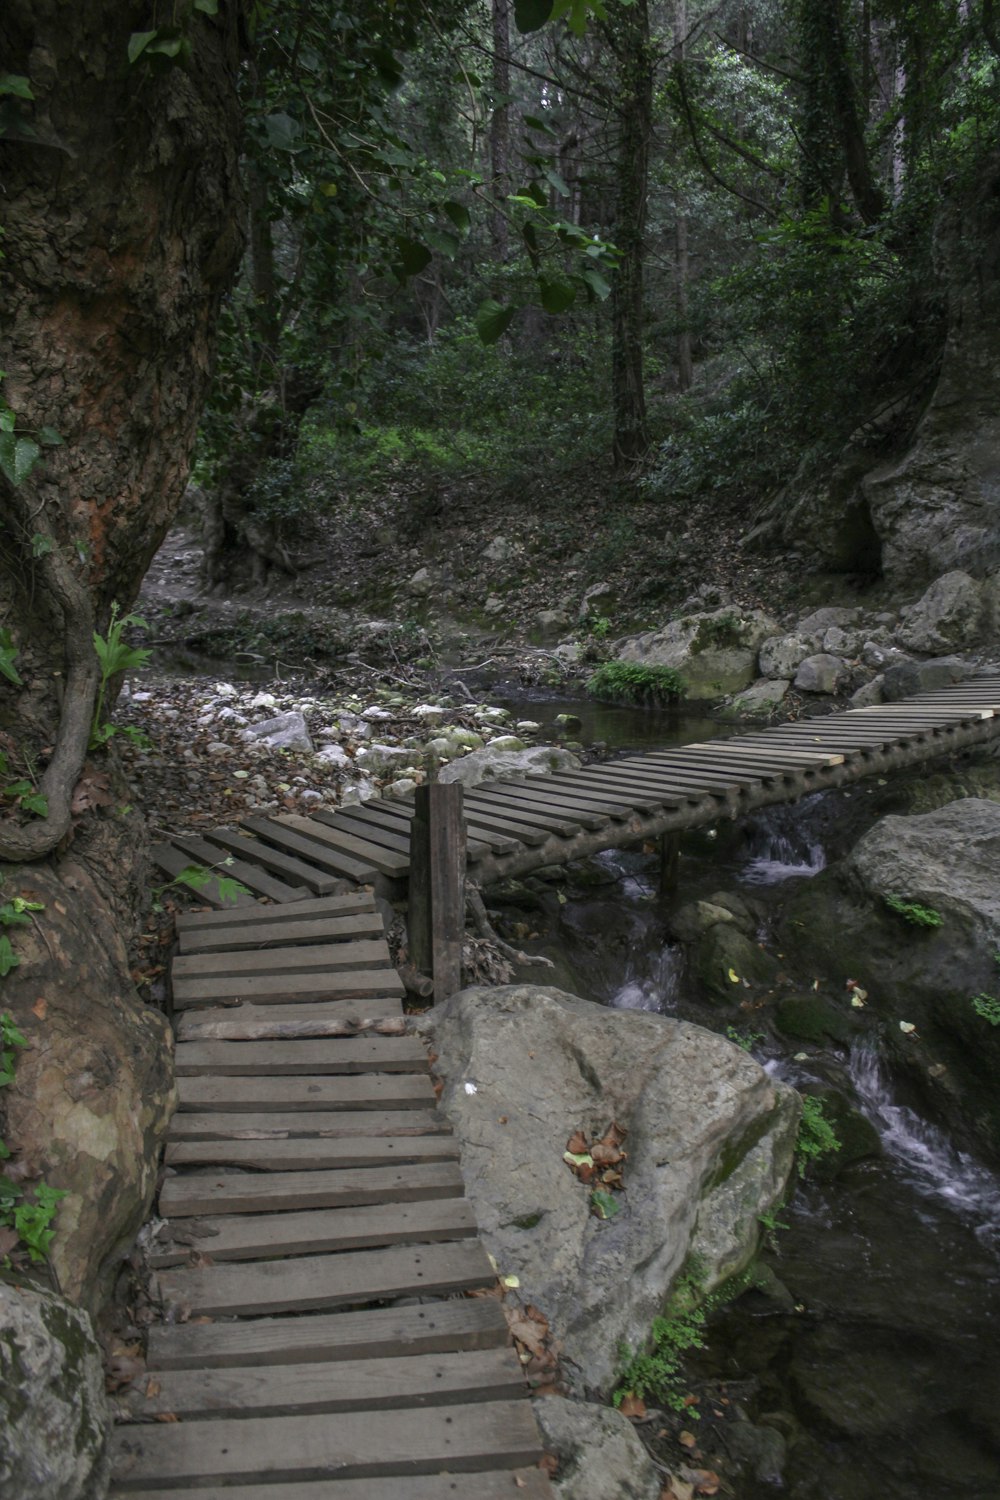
(31, 997, 47, 1020)
(144, 1378, 161, 1400)
(566, 1130, 588, 1155)
(507, 1315, 547, 1358)
(618, 1393, 647, 1419)
(153, 1413, 180, 1423)
(539, 1454, 559, 1477)
(678, 1430, 697, 1448)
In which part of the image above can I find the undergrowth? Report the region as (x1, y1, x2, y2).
(586, 661, 686, 706)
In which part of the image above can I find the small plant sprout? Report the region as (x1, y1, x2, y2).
(971, 994, 1000, 1027)
(884, 894, 943, 928)
(795, 1095, 841, 1169)
(90, 602, 153, 749)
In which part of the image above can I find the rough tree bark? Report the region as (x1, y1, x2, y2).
(0, 0, 246, 1312)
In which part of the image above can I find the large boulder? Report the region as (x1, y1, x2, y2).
(0, 851, 175, 1309)
(776, 798, 1000, 1161)
(0, 1280, 109, 1500)
(437, 743, 581, 787)
(617, 608, 779, 701)
(895, 571, 984, 653)
(424, 985, 799, 1394)
(532, 1396, 660, 1500)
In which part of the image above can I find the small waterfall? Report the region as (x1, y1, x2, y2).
(849, 1044, 1000, 1248)
(741, 801, 827, 885)
(609, 942, 683, 1013)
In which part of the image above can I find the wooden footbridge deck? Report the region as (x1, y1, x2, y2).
(119, 675, 1000, 1492)
(110, 890, 553, 1496)
(153, 676, 1000, 903)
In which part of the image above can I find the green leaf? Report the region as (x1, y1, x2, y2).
(0, 629, 21, 687)
(216, 875, 252, 906)
(442, 200, 471, 234)
(18, 792, 47, 818)
(193, 0, 219, 12)
(424, 228, 460, 259)
(544, 167, 570, 197)
(37, 426, 62, 447)
(475, 299, 517, 345)
(0, 905, 31, 928)
(174, 865, 212, 892)
(515, 0, 554, 32)
(0, 937, 21, 977)
(30, 533, 54, 558)
(590, 1189, 621, 1220)
(0, 410, 14, 434)
(127, 31, 158, 65)
(0, 74, 33, 100)
(4, 781, 32, 798)
(0, 433, 40, 487)
(264, 112, 300, 151)
(523, 114, 557, 136)
(393, 236, 432, 276)
(538, 276, 576, 314)
(580, 266, 612, 301)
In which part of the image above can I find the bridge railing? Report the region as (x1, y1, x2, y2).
(408, 783, 466, 1003)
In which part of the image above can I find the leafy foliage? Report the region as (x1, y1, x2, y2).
(796, 1095, 841, 1168)
(90, 603, 152, 750)
(971, 993, 1000, 1027)
(614, 1266, 707, 1413)
(586, 661, 686, 706)
(0, 1010, 66, 1265)
(884, 894, 943, 929)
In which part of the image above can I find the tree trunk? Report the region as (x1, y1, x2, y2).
(0, 0, 246, 1314)
(489, 0, 511, 260)
(674, 0, 693, 393)
(608, 0, 653, 471)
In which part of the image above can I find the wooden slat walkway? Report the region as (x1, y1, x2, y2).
(110, 893, 551, 1496)
(150, 673, 1000, 895)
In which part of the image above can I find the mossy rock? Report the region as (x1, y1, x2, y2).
(695, 923, 778, 1003)
(775, 993, 858, 1046)
(806, 1087, 881, 1180)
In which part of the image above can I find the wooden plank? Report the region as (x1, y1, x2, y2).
(110, 1466, 554, 1500)
(194, 826, 343, 895)
(168, 1107, 448, 1142)
(146, 1292, 509, 1370)
(173, 939, 390, 982)
(542, 772, 669, 811)
(465, 812, 548, 847)
(174, 1034, 427, 1078)
(127, 1347, 528, 1420)
(178, 912, 387, 956)
(673, 743, 844, 768)
(328, 803, 501, 860)
(472, 783, 611, 830)
(241, 817, 380, 883)
(171, 968, 405, 1010)
(410, 784, 465, 1004)
(154, 1240, 496, 1318)
(462, 795, 584, 839)
(110, 1399, 543, 1489)
(169, 833, 311, 905)
(175, 893, 375, 933)
(581, 761, 759, 796)
(150, 1197, 476, 1267)
(164, 1133, 458, 1171)
(150, 845, 257, 909)
(159, 1159, 464, 1217)
(682, 739, 844, 765)
(174, 998, 404, 1042)
(484, 777, 634, 819)
(278, 812, 411, 876)
(176, 1072, 436, 1114)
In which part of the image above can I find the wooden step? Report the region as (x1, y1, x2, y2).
(278, 812, 412, 876)
(167, 1107, 448, 1142)
(172, 940, 391, 983)
(150, 845, 257, 909)
(153, 1240, 496, 1318)
(168, 833, 311, 904)
(172, 967, 405, 1010)
(150, 1197, 477, 1267)
(159, 1159, 463, 1217)
(164, 1133, 459, 1172)
(126, 1346, 529, 1421)
(178, 910, 387, 955)
(241, 816, 381, 884)
(194, 826, 344, 895)
(111, 1399, 543, 1490)
(146, 1292, 509, 1370)
(176, 1072, 436, 1113)
(174, 997, 405, 1043)
(110, 1467, 553, 1500)
(175, 892, 375, 935)
(173, 1034, 428, 1077)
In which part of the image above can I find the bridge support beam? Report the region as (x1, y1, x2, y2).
(659, 831, 680, 899)
(409, 783, 466, 1004)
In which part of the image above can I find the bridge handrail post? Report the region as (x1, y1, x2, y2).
(409, 783, 466, 1003)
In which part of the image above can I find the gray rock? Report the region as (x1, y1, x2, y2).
(896, 570, 984, 652)
(484, 536, 516, 563)
(727, 677, 790, 716)
(881, 655, 970, 701)
(822, 625, 860, 656)
(536, 609, 572, 640)
(406, 566, 434, 596)
(850, 676, 884, 708)
(668, 900, 738, 942)
(532, 1396, 660, 1500)
(793, 653, 850, 694)
(314, 743, 351, 770)
(0, 1282, 109, 1500)
(437, 743, 581, 788)
(619, 608, 779, 701)
(353, 743, 414, 776)
(578, 580, 617, 622)
(424, 985, 798, 1393)
(758, 634, 811, 679)
(243, 711, 313, 753)
(796, 606, 861, 638)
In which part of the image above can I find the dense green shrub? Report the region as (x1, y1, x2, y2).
(586, 661, 686, 706)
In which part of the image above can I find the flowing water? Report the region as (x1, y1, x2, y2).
(509, 732, 1000, 1497)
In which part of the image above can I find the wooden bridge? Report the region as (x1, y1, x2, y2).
(113, 675, 1000, 1493)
